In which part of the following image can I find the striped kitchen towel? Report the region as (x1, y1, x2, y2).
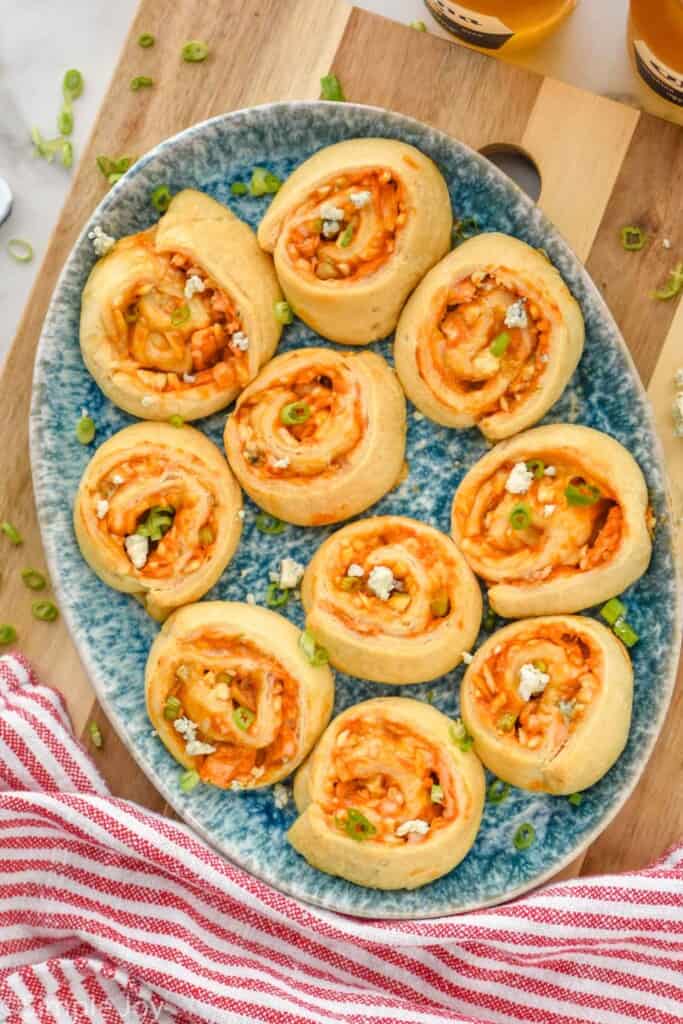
(0, 653, 681, 1024)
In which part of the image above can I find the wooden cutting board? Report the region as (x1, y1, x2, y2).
(1, 0, 682, 882)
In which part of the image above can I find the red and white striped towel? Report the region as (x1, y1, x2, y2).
(0, 653, 681, 1024)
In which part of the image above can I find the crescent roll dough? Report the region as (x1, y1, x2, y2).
(460, 616, 633, 794)
(288, 698, 485, 889)
(451, 424, 652, 617)
(257, 138, 452, 345)
(301, 516, 482, 684)
(224, 347, 406, 526)
(74, 422, 242, 620)
(394, 233, 585, 439)
(80, 189, 282, 420)
(146, 601, 334, 789)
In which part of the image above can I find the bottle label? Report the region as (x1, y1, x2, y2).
(425, 1, 514, 50)
(633, 39, 683, 108)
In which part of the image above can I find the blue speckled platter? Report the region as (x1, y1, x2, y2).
(30, 102, 680, 919)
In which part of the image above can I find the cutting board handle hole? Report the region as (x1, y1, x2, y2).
(479, 144, 541, 202)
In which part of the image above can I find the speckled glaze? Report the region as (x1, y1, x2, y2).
(30, 102, 680, 919)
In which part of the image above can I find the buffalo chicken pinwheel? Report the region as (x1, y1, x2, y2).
(460, 616, 633, 794)
(74, 423, 242, 620)
(451, 424, 652, 618)
(224, 347, 406, 526)
(288, 698, 485, 889)
(146, 602, 334, 789)
(302, 516, 482, 684)
(80, 189, 282, 420)
(394, 234, 584, 439)
(257, 138, 452, 345)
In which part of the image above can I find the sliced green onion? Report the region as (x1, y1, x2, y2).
(255, 513, 285, 535)
(88, 721, 103, 749)
(274, 300, 293, 325)
(61, 141, 73, 169)
(280, 400, 311, 426)
(108, 173, 123, 186)
(198, 525, 214, 546)
(266, 582, 290, 608)
(7, 239, 34, 263)
(429, 591, 450, 618)
(21, 569, 46, 591)
(169, 414, 185, 428)
(654, 263, 683, 301)
(320, 74, 345, 102)
(513, 822, 536, 850)
(138, 33, 155, 48)
(249, 167, 281, 196)
(130, 75, 154, 91)
(339, 576, 361, 592)
(170, 305, 190, 326)
(230, 181, 248, 196)
(600, 597, 627, 626)
(136, 505, 174, 542)
(336, 808, 376, 841)
(32, 600, 59, 623)
(0, 625, 17, 646)
(533, 659, 548, 674)
(426, 689, 435, 704)
(509, 503, 531, 530)
(63, 69, 84, 101)
(181, 40, 209, 63)
(620, 225, 647, 251)
(75, 415, 96, 445)
(613, 618, 639, 648)
(151, 185, 172, 212)
(568, 792, 583, 807)
(163, 695, 182, 720)
(338, 224, 354, 248)
(449, 718, 473, 752)
(233, 706, 256, 731)
(180, 769, 200, 793)
(482, 606, 497, 632)
(487, 779, 510, 804)
(496, 712, 516, 733)
(526, 459, 545, 479)
(410, 20, 427, 30)
(299, 628, 329, 667)
(431, 783, 444, 804)
(97, 154, 135, 182)
(565, 478, 601, 506)
(31, 127, 64, 163)
(57, 107, 73, 136)
(1, 521, 23, 545)
(490, 331, 510, 358)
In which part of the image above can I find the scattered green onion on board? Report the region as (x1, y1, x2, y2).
(63, 69, 84, 102)
(654, 262, 683, 301)
(75, 415, 96, 445)
(513, 822, 536, 850)
(274, 300, 293, 325)
(410, 20, 427, 31)
(163, 696, 182, 720)
(32, 600, 59, 623)
(509, 503, 531, 530)
(138, 33, 155, 48)
(2, 521, 23, 545)
(180, 769, 200, 793)
(151, 185, 173, 212)
(449, 718, 473, 752)
(131, 75, 154, 91)
(61, 142, 74, 169)
(249, 167, 281, 196)
(337, 808, 376, 841)
(568, 792, 583, 807)
(21, 569, 46, 591)
(620, 225, 647, 251)
(31, 127, 72, 167)
(88, 721, 103, 749)
(57, 108, 74, 136)
(7, 239, 34, 263)
(97, 155, 136, 186)
(490, 331, 510, 358)
(487, 779, 510, 804)
(299, 628, 329, 667)
(266, 582, 290, 609)
(255, 513, 285, 535)
(169, 414, 185, 428)
(181, 40, 209, 63)
(320, 74, 345, 102)
(230, 182, 248, 196)
(565, 478, 601, 506)
(233, 706, 256, 731)
(280, 400, 311, 426)
(0, 625, 17, 646)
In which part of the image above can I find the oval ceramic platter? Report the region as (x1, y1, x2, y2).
(30, 101, 680, 919)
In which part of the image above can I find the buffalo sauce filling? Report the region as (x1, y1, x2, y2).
(103, 232, 249, 394)
(166, 632, 300, 788)
(283, 168, 407, 283)
(459, 457, 623, 586)
(324, 717, 457, 844)
(93, 452, 218, 579)
(233, 361, 365, 481)
(320, 522, 461, 637)
(469, 625, 601, 756)
(416, 270, 556, 422)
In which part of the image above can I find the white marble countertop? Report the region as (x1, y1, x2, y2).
(0, 0, 636, 367)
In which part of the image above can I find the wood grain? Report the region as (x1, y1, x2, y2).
(1, 0, 681, 885)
